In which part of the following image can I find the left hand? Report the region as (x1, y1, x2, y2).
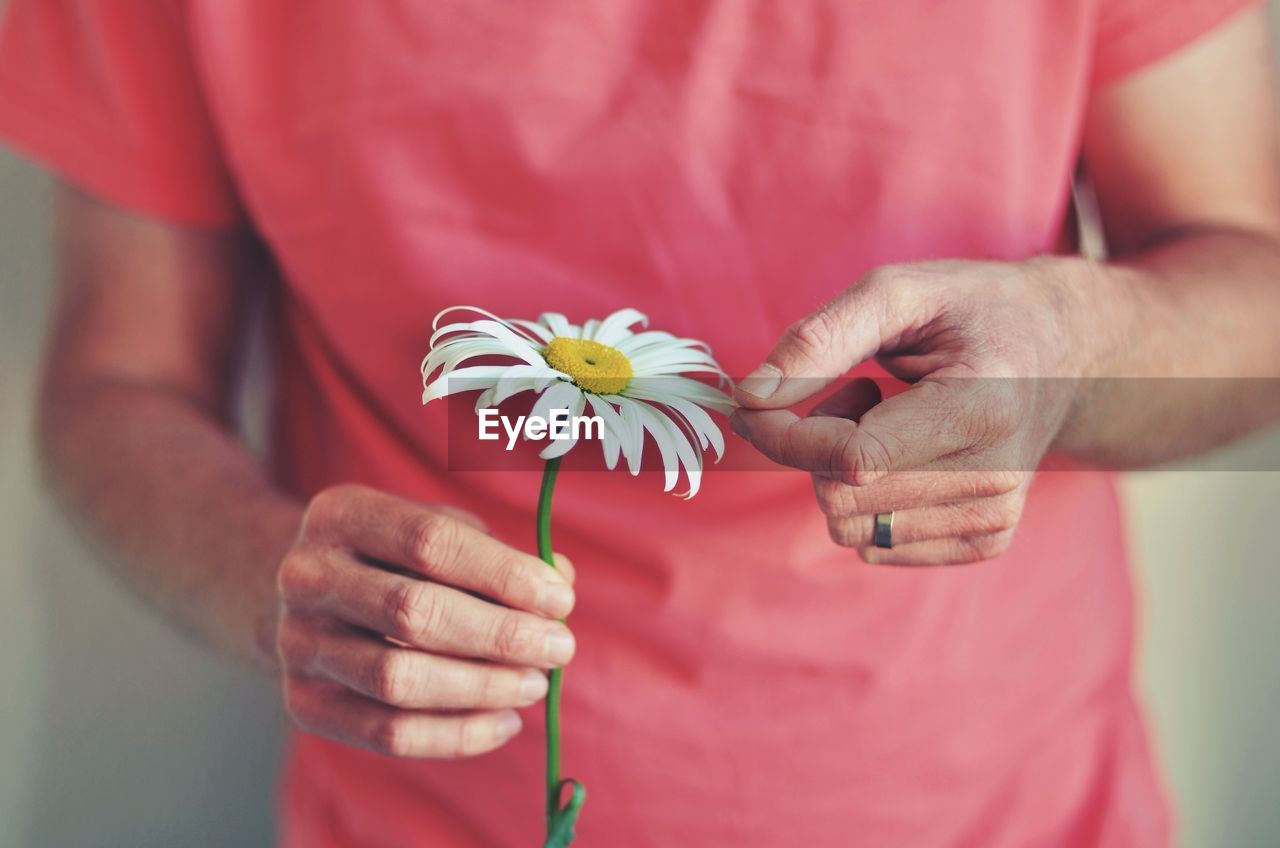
(730, 257, 1103, 565)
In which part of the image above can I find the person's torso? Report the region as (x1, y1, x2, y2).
(181, 2, 1167, 844)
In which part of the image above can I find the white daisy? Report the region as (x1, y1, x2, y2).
(421, 306, 734, 497)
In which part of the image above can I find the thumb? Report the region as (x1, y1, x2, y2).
(736, 277, 900, 409)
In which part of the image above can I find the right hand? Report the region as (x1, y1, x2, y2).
(275, 484, 577, 758)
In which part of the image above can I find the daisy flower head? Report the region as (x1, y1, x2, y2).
(421, 306, 734, 497)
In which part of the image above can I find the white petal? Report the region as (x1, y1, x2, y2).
(630, 402, 679, 492)
(422, 338, 519, 382)
(539, 312, 577, 339)
(591, 308, 649, 345)
(626, 376, 734, 414)
(614, 330, 681, 355)
(538, 390, 587, 460)
(585, 395, 624, 470)
(632, 362, 730, 380)
(422, 365, 510, 402)
(488, 365, 563, 405)
(665, 397, 725, 460)
(529, 380, 585, 430)
(610, 395, 647, 476)
(629, 346, 722, 371)
(462, 321, 546, 367)
(433, 304, 505, 330)
(507, 319, 555, 343)
(632, 402, 704, 497)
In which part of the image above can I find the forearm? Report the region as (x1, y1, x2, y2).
(1055, 226, 1280, 466)
(39, 377, 302, 674)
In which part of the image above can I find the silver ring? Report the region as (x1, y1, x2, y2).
(873, 512, 895, 549)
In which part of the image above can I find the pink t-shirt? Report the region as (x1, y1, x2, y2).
(0, 2, 1258, 845)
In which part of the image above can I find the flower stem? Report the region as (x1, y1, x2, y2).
(536, 458, 585, 847)
(537, 457, 563, 820)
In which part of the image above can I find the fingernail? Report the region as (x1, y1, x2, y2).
(538, 583, 575, 618)
(496, 710, 522, 741)
(739, 364, 782, 399)
(519, 670, 549, 704)
(545, 630, 576, 666)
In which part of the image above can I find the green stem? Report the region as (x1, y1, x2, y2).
(536, 457, 563, 825)
(536, 458, 585, 848)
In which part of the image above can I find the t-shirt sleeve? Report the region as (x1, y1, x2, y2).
(1092, 0, 1266, 87)
(0, 0, 242, 227)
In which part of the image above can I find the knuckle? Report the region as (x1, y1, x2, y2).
(840, 430, 896, 486)
(275, 618, 317, 671)
(406, 513, 460, 572)
(986, 497, 1022, 533)
(812, 476, 842, 513)
(861, 264, 902, 291)
(784, 309, 839, 365)
(481, 670, 521, 707)
(827, 517, 860, 548)
(493, 560, 533, 607)
(370, 651, 415, 705)
(969, 531, 1014, 561)
(386, 582, 439, 642)
(305, 483, 365, 527)
(968, 381, 1020, 441)
(972, 471, 1023, 498)
(454, 715, 499, 758)
(372, 716, 416, 757)
(948, 501, 988, 534)
(277, 549, 322, 605)
(281, 677, 317, 727)
(489, 613, 536, 661)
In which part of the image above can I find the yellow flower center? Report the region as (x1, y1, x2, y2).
(544, 337, 633, 395)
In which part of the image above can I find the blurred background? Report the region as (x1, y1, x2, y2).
(3, 5, 1280, 848)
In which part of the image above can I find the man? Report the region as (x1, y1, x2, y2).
(2, 1, 1278, 845)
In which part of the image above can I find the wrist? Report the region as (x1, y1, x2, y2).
(1039, 255, 1146, 454)
(245, 492, 306, 676)
(1030, 254, 1141, 381)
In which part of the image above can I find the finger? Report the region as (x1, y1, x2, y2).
(551, 552, 576, 586)
(735, 270, 930, 408)
(843, 373, 1018, 477)
(296, 624, 549, 710)
(728, 379, 884, 480)
(732, 374, 1002, 483)
(811, 469, 1026, 516)
(729, 407, 856, 476)
(311, 486, 574, 618)
(856, 531, 1016, 566)
(432, 504, 489, 533)
(826, 496, 1022, 548)
(284, 678, 523, 759)
(283, 555, 576, 669)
